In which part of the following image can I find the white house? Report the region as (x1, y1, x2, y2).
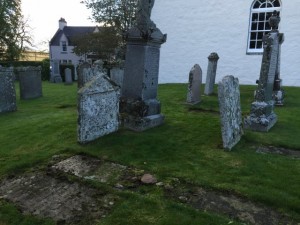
(152, 0, 300, 86)
(49, 18, 98, 79)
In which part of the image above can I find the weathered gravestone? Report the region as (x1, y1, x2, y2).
(121, 0, 167, 131)
(110, 67, 124, 89)
(186, 64, 202, 104)
(50, 60, 62, 83)
(18, 66, 43, 100)
(0, 67, 17, 113)
(78, 70, 120, 144)
(273, 32, 284, 106)
(77, 62, 91, 89)
(244, 11, 280, 132)
(204, 52, 219, 95)
(218, 75, 243, 150)
(64, 68, 73, 85)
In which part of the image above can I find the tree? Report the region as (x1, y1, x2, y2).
(72, 26, 122, 62)
(81, 0, 138, 34)
(0, 0, 32, 61)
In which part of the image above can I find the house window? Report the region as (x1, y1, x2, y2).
(247, 0, 281, 54)
(61, 41, 67, 52)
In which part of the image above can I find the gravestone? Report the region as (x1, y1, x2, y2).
(244, 11, 280, 132)
(204, 52, 219, 95)
(77, 62, 92, 89)
(218, 75, 243, 150)
(64, 68, 73, 85)
(186, 64, 202, 104)
(110, 67, 124, 88)
(18, 66, 43, 100)
(121, 0, 167, 131)
(0, 67, 17, 113)
(273, 32, 284, 106)
(50, 60, 62, 83)
(78, 71, 120, 144)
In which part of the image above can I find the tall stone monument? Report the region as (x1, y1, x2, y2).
(273, 32, 284, 106)
(244, 11, 280, 132)
(0, 67, 17, 113)
(186, 64, 202, 104)
(121, 0, 167, 131)
(218, 76, 243, 150)
(50, 60, 62, 83)
(204, 52, 219, 95)
(18, 66, 43, 100)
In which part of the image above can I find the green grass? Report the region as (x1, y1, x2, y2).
(0, 82, 299, 224)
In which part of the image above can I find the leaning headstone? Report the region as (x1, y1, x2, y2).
(64, 68, 72, 85)
(186, 64, 202, 104)
(273, 32, 284, 106)
(121, 0, 167, 131)
(244, 11, 280, 132)
(18, 66, 43, 100)
(218, 75, 243, 150)
(50, 60, 62, 83)
(204, 52, 219, 95)
(0, 67, 17, 113)
(78, 73, 120, 144)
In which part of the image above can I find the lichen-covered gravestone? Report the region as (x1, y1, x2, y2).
(18, 66, 42, 100)
(244, 11, 280, 132)
(121, 0, 167, 131)
(0, 67, 17, 113)
(273, 32, 284, 106)
(78, 70, 120, 144)
(218, 75, 243, 150)
(186, 64, 202, 104)
(64, 68, 73, 85)
(204, 52, 219, 95)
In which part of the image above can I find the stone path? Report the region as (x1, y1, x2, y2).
(0, 155, 298, 225)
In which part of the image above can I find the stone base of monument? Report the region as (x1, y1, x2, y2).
(50, 75, 63, 83)
(244, 101, 277, 132)
(273, 90, 285, 106)
(124, 114, 164, 132)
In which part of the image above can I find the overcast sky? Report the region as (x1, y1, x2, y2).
(21, 0, 97, 51)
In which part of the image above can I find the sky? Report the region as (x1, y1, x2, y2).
(21, 0, 98, 51)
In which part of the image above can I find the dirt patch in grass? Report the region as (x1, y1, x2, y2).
(0, 155, 298, 225)
(256, 146, 300, 158)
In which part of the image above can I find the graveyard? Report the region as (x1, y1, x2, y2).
(0, 81, 299, 225)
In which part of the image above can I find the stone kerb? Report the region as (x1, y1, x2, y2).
(77, 74, 120, 144)
(186, 64, 202, 105)
(0, 67, 17, 113)
(218, 75, 243, 150)
(17, 66, 43, 100)
(204, 52, 219, 95)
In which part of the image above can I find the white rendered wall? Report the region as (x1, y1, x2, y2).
(152, 0, 300, 86)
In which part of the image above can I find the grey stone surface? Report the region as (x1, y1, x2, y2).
(204, 52, 219, 95)
(78, 73, 120, 144)
(110, 67, 124, 88)
(273, 33, 284, 106)
(18, 66, 43, 100)
(78, 63, 105, 89)
(244, 28, 279, 132)
(64, 68, 73, 85)
(0, 67, 17, 113)
(77, 62, 91, 88)
(218, 75, 243, 150)
(186, 64, 202, 104)
(121, 0, 166, 131)
(50, 60, 62, 83)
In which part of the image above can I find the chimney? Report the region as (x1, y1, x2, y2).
(59, 18, 67, 30)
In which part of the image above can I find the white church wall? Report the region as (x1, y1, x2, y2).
(152, 0, 300, 86)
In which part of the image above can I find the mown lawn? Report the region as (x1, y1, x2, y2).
(0, 82, 299, 224)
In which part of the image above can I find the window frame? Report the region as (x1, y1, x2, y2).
(61, 41, 67, 52)
(247, 0, 281, 55)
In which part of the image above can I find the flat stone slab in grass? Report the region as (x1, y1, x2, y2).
(0, 173, 116, 224)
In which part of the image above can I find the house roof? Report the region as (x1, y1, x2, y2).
(50, 26, 97, 46)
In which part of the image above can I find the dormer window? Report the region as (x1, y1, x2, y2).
(61, 41, 67, 52)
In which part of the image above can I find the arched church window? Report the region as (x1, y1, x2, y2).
(247, 0, 281, 54)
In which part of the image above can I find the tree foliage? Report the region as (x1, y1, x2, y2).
(0, 0, 32, 61)
(72, 26, 122, 62)
(81, 0, 138, 34)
